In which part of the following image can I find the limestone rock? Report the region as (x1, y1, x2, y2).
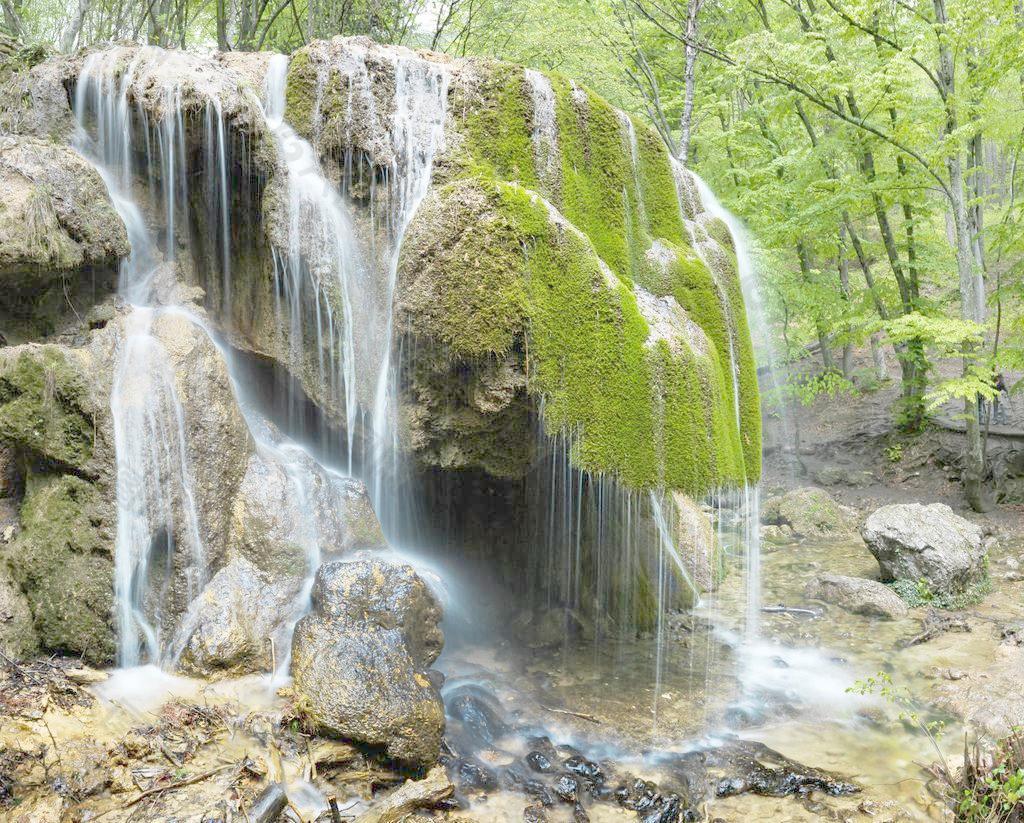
(291, 557, 445, 768)
(0, 342, 117, 663)
(670, 492, 721, 593)
(862, 503, 988, 596)
(0, 51, 75, 140)
(0, 137, 128, 341)
(176, 557, 301, 676)
(762, 487, 858, 539)
(229, 447, 385, 576)
(804, 573, 908, 620)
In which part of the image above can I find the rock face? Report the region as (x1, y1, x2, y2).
(291, 557, 445, 768)
(862, 503, 988, 596)
(0, 136, 128, 342)
(762, 487, 858, 539)
(804, 573, 908, 620)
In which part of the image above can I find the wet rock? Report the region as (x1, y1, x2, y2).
(452, 757, 498, 792)
(862, 503, 988, 596)
(669, 491, 723, 594)
(175, 557, 301, 676)
(0, 137, 127, 342)
(554, 774, 580, 803)
(526, 750, 554, 773)
(709, 739, 858, 799)
(445, 685, 510, 748)
(523, 805, 548, 822)
(228, 448, 385, 576)
(761, 487, 858, 538)
(291, 557, 445, 768)
(501, 765, 556, 806)
(804, 573, 908, 620)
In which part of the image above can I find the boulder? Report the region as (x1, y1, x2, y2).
(291, 557, 445, 768)
(175, 557, 301, 676)
(761, 487, 858, 538)
(228, 447, 384, 576)
(804, 573, 908, 620)
(861, 503, 988, 596)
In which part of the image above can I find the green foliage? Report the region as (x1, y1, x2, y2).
(956, 731, 1024, 822)
(888, 575, 991, 610)
(848, 671, 947, 742)
(780, 370, 856, 406)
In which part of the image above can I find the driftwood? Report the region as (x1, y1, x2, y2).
(353, 765, 453, 823)
(123, 764, 234, 808)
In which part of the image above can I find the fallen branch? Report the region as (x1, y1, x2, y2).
(123, 764, 234, 808)
(353, 765, 452, 823)
(539, 704, 601, 724)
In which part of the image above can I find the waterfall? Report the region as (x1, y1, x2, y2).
(262, 51, 448, 523)
(73, 49, 219, 667)
(525, 68, 560, 196)
(689, 172, 796, 467)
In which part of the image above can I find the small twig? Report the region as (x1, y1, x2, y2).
(539, 704, 601, 724)
(123, 764, 234, 808)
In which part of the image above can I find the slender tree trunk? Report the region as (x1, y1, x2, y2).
(61, 0, 90, 50)
(934, 0, 989, 511)
(1, 0, 25, 38)
(679, 0, 704, 166)
(837, 225, 854, 378)
(796, 241, 834, 372)
(870, 333, 888, 380)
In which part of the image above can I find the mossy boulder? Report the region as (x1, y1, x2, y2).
(277, 41, 760, 496)
(0, 557, 38, 659)
(762, 487, 859, 539)
(0, 342, 116, 663)
(398, 177, 750, 494)
(8, 473, 115, 663)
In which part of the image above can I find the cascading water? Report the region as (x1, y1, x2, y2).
(690, 172, 797, 475)
(74, 50, 214, 667)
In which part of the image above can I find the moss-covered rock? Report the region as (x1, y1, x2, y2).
(398, 176, 750, 494)
(0, 558, 38, 659)
(0, 344, 96, 471)
(762, 487, 859, 539)
(0, 341, 116, 663)
(7, 473, 115, 663)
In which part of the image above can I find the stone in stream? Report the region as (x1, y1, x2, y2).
(861, 503, 989, 597)
(804, 573, 908, 620)
(290, 556, 445, 769)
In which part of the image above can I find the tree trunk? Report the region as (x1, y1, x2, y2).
(61, 0, 90, 51)
(870, 333, 888, 381)
(837, 225, 854, 378)
(934, 0, 989, 511)
(679, 0, 704, 166)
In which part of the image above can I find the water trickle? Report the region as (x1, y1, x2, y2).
(525, 68, 560, 197)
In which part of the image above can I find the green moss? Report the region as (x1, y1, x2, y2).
(284, 48, 317, 138)
(7, 472, 114, 664)
(457, 62, 539, 191)
(402, 176, 757, 494)
(888, 574, 992, 610)
(450, 62, 761, 490)
(0, 346, 94, 470)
